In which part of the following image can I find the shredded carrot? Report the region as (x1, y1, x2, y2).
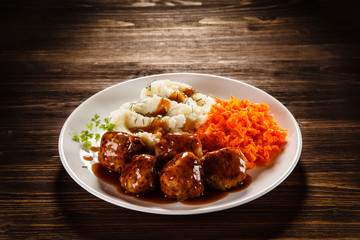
(195, 96, 287, 169)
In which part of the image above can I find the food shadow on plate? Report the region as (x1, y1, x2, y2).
(55, 160, 307, 240)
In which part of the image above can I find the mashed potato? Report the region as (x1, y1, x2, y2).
(109, 80, 215, 149)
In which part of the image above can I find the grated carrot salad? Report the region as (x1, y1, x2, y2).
(195, 96, 287, 169)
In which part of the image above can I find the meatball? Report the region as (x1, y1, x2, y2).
(160, 152, 204, 201)
(120, 154, 158, 195)
(98, 131, 146, 174)
(154, 132, 203, 169)
(202, 148, 247, 191)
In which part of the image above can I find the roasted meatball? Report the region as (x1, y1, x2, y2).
(98, 131, 146, 174)
(154, 132, 203, 169)
(120, 154, 158, 195)
(202, 148, 247, 191)
(160, 152, 204, 201)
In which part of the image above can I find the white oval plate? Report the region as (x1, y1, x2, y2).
(59, 73, 302, 215)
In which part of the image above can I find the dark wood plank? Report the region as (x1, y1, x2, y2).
(1, 0, 359, 239)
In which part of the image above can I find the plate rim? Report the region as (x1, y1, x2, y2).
(58, 72, 302, 215)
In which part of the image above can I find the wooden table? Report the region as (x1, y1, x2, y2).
(1, 0, 359, 239)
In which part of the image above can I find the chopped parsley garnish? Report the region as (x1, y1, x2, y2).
(72, 114, 115, 151)
(99, 117, 115, 131)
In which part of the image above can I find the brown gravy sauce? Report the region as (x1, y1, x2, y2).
(167, 88, 196, 103)
(168, 91, 186, 103)
(128, 89, 197, 135)
(129, 98, 172, 135)
(130, 118, 169, 135)
(90, 146, 100, 152)
(83, 155, 93, 161)
(182, 87, 196, 97)
(92, 162, 252, 206)
(83, 146, 100, 161)
(151, 98, 171, 117)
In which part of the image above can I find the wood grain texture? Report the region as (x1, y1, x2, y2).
(1, 0, 359, 239)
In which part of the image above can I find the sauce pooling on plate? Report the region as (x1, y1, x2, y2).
(91, 162, 252, 205)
